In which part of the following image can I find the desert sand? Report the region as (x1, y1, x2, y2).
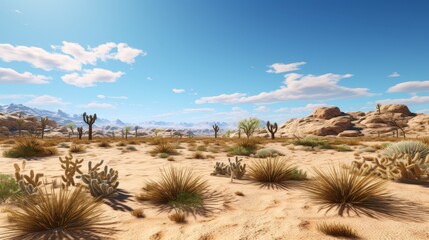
(0, 138, 428, 240)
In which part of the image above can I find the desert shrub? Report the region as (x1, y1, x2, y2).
(97, 142, 111, 148)
(248, 157, 306, 186)
(192, 152, 206, 159)
(254, 148, 284, 158)
(167, 156, 175, 161)
(0, 174, 20, 203)
(159, 153, 170, 158)
(303, 166, 389, 216)
(130, 208, 145, 218)
(334, 145, 353, 152)
(317, 222, 359, 238)
(58, 143, 70, 148)
(238, 117, 261, 138)
(168, 210, 186, 223)
(127, 140, 139, 145)
(2, 139, 15, 145)
(196, 145, 207, 152)
(229, 138, 259, 156)
(3, 138, 58, 158)
(382, 140, 429, 158)
(126, 146, 137, 151)
(117, 142, 127, 147)
(290, 137, 331, 150)
(2, 186, 106, 239)
(138, 167, 208, 211)
(150, 139, 177, 156)
(69, 144, 86, 153)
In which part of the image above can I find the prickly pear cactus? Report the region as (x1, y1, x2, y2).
(59, 154, 84, 188)
(211, 162, 230, 175)
(228, 156, 246, 179)
(14, 163, 43, 195)
(81, 162, 119, 198)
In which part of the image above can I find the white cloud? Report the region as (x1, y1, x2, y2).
(378, 95, 429, 105)
(172, 89, 185, 93)
(0, 67, 51, 84)
(254, 106, 270, 112)
(388, 72, 400, 78)
(83, 102, 116, 109)
(275, 103, 328, 113)
(183, 108, 214, 113)
(61, 68, 124, 87)
(0, 94, 34, 99)
(96, 94, 127, 100)
(115, 43, 145, 64)
(0, 43, 81, 71)
(14, 9, 22, 14)
(61, 41, 98, 65)
(196, 73, 371, 104)
(146, 77, 153, 81)
(387, 80, 429, 93)
(26, 95, 65, 106)
(266, 62, 306, 73)
(97, 95, 106, 99)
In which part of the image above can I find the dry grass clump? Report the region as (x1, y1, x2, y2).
(2, 186, 107, 239)
(248, 157, 306, 188)
(130, 208, 145, 218)
(168, 210, 186, 223)
(317, 222, 359, 238)
(167, 156, 175, 161)
(234, 191, 244, 196)
(191, 151, 206, 159)
(149, 139, 177, 157)
(69, 144, 86, 153)
(126, 146, 137, 151)
(117, 141, 127, 147)
(138, 167, 208, 212)
(97, 142, 111, 148)
(127, 140, 139, 145)
(3, 138, 58, 158)
(229, 138, 259, 156)
(1, 139, 16, 145)
(303, 166, 389, 216)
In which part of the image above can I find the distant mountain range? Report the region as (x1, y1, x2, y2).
(0, 104, 237, 130)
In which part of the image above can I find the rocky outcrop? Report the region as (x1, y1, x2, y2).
(380, 104, 413, 116)
(312, 107, 342, 120)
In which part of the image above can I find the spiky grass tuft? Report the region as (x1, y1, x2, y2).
(382, 140, 429, 158)
(2, 186, 109, 239)
(150, 139, 177, 156)
(0, 174, 20, 203)
(3, 138, 57, 158)
(168, 210, 186, 223)
(317, 222, 359, 238)
(69, 144, 86, 153)
(304, 166, 389, 216)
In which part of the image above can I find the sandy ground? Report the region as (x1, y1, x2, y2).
(0, 139, 428, 240)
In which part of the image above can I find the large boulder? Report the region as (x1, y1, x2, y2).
(338, 130, 362, 137)
(312, 107, 342, 120)
(380, 104, 412, 116)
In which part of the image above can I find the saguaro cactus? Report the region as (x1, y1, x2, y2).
(40, 116, 48, 139)
(266, 121, 278, 139)
(83, 112, 97, 140)
(77, 127, 83, 139)
(213, 124, 220, 138)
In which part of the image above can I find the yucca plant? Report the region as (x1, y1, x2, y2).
(317, 222, 359, 238)
(3, 138, 58, 158)
(247, 157, 306, 188)
(303, 166, 390, 216)
(382, 140, 429, 159)
(149, 139, 177, 156)
(138, 167, 208, 212)
(1, 186, 109, 239)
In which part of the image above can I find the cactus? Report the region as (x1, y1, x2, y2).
(40, 116, 48, 139)
(16, 113, 24, 137)
(77, 126, 83, 139)
(213, 124, 220, 138)
(351, 153, 429, 181)
(14, 162, 43, 195)
(376, 103, 382, 115)
(266, 121, 278, 139)
(135, 126, 139, 138)
(81, 164, 119, 198)
(83, 112, 97, 140)
(212, 162, 230, 175)
(124, 126, 131, 140)
(228, 156, 246, 180)
(59, 154, 84, 188)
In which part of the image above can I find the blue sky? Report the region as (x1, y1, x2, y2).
(0, 0, 428, 123)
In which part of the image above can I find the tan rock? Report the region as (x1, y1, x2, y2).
(312, 107, 342, 120)
(380, 104, 413, 116)
(337, 130, 362, 137)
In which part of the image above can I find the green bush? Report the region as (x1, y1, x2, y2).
(382, 140, 429, 158)
(290, 137, 332, 150)
(0, 174, 20, 203)
(3, 138, 58, 158)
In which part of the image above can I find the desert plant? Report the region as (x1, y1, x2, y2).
(139, 167, 208, 212)
(77, 126, 84, 139)
(376, 103, 382, 115)
(124, 126, 131, 140)
(238, 117, 261, 139)
(16, 113, 25, 137)
(134, 125, 139, 138)
(168, 210, 186, 223)
(1, 186, 106, 239)
(254, 148, 284, 158)
(126, 146, 137, 151)
(212, 124, 220, 138)
(228, 156, 246, 180)
(303, 166, 389, 216)
(67, 122, 75, 138)
(266, 121, 278, 139)
(98, 142, 111, 148)
(130, 208, 145, 218)
(40, 116, 48, 139)
(382, 140, 429, 159)
(59, 154, 84, 188)
(3, 138, 57, 158)
(317, 222, 359, 238)
(248, 157, 304, 187)
(0, 173, 20, 203)
(229, 138, 258, 156)
(290, 137, 331, 150)
(211, 162, 230, 176)
(69, 144, 86, 153)
(81, 165, 119, 199)
(192, 151, 206, 159)
(14, 162, 43, 196)
(150, 139, 177, 156)
(83, 112, 97, 140)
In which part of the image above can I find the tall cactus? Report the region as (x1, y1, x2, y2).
(376, 103, 382, 115)
(77, 126, 83, 139)
(40, 116, 48, 139)
(83, 112, 97, 140)
(124, 126, 131, 140)
(266, 121, 278, 139)
(134, 126, 138, 138)
(16, 113, 24, 137)
(212, 124, 220, 138)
